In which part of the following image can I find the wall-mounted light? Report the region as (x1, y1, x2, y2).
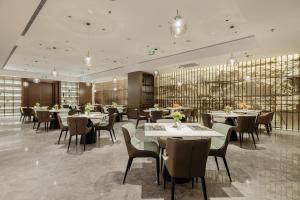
(23, 81, 29, 87)
(33, 78, 40, 83)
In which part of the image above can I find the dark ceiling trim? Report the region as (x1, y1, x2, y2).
(21, 0, 47, 36)
(2, 45, 18, 69)
(138, 35, 255, 64)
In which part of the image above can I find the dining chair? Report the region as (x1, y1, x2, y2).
(182, 109, 192, 122)
(67, 117, 91, 151)
(134, 108, 148, 128)
(150, 110, 163, 122)
(121, 123, 160, 185)
(68, 108, 77, 115)
(235, 116, 258, 148)
(22, 107, 34, 123)
(210, 123, 234, 182)
(94, 113, 117, 144)
(156, 119, 174, 171)
(20, 107, 24, 121)
(202, 113, 213, 128)
(190, 108, 198, 122)
(57, 114, 69, 144)
(36, 110, 51, 132)
(256, 112, 274, 135)
(120, 107, 128, 121)
(163, 138, 211, 200)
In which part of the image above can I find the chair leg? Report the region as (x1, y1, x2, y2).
(136, 119, 139, 128)
(160, 148, 164, 172)
(109, 130, 114, 144)
(67, 135, 72, 152)
(156, 157, 160, 185)
(112, 128, 116, 140)
(222, 157, 232, 182)
(239, 132, 242, 147)
(58, 130, 63, 144)
(123, 157, 133, 184)
(33, 122, 36, 129)
(171, 177, 175, 200)
(163, 166, 167, 189)
(64, 130, 68, 140)
(265, 124, 270, 135)
(214, 156, 219, 170)
(36, 122, 41, 131)
(269, 123, 272, 131)
(75, 134, 78, 145)
(201, 177, 208, 200)
(192, 178, 194, 189)
(254, 128, 259, 141)
(44, 122, 46, 131)
(83, 134, 86, 151)
(250, 131, 256, 148)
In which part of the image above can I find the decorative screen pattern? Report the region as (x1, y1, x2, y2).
(60, 82, 79, 106)
(0, 76, 22, 116)
(156, 54, 300, 131)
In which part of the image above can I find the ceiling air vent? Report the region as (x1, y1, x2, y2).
(178, 63, 198, 68)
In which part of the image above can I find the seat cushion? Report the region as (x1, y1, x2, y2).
(131, 137, 159, 154)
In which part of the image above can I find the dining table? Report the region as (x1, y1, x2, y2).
(66, 113, 108, 144)
(145, 123, 223, 138)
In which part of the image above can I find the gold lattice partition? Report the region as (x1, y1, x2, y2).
(156, 54, 300, 131)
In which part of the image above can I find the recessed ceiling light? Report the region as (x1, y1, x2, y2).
(127, 37, 131, 40)
(86, 22, 91, 26)
(52, 46, 56, 50)
(108, 10, 112, 14)
(185, 39, 191, 43)
(34, 60, 38, 63)
(230, 25, 235, 29)
(113, 60, 117, 63)
(101, 28, 106, 31)
(225, 19, 229, 22)
(68, 15, 72, 18)
(270, 28, 275, 32)
(234, 31, 238, 34)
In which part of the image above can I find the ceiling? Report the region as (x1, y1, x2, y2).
(1, 0, 300, 82)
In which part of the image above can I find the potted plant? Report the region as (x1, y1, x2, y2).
(172, 111, 185, 129)
(53, 104, 59, 110)
(154, 104, 159, 110)
(35, 102, 40, 108)
(112, 102, 117, 107)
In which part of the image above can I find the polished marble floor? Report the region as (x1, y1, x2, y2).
(0, 116, 299, 200)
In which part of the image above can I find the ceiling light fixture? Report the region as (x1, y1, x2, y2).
(52, 68, 57, 77)
(154, 70, 159, 76)
(86, 82, 91, 87)
(226, 53, 238, 67)
(23, 81, 29, 87)
(84, 51, 92, 66)
(112, 77, 117, 83)
(113, 87, 117, 91)
(170, 9, 187, 38)
(177, 81, 182, 87)
(33, 78, 40, 83)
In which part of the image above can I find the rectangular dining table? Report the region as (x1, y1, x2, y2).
(144, 123, 223, 137)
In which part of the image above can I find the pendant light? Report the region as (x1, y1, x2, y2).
(154, 70, 159, 77)
(84, 51, 92, 66)
(52, 68, 57, 77)
(170, 9, 187, 38)
(226, 53, 238, 67)
(23, 81, 29, 87)
(86, 82, 91, 87)
(112, 76, 117, 83)
(33, 78, 40, 83)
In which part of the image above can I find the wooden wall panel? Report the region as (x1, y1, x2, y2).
(94, 79, 128, 105)
(22, 80, 60, 107)
(79, 82, 92, 105)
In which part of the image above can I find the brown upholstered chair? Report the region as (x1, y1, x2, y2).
(156, 119, 174, 171)
(150, 110, 163, 122)
(120, 107, 128, 121)
(121, 123, 160, 185)
(202, 113, 213, 128)
(108, 107, 118, 115)
(210, 123, 234, 182)
(134, 109, 148, 128)
(67, 117, 91, 151)
(256, 112, 274, 135)
(235, 116, 258, 148)
(182, 109, 192, 122)
(22, 107, 34, 122)
(164, 138, 211, 200)
(57, 114, 69, 144)
(94, 113, 117, 144)
(36, 110, 51, 132)
(190, 108, 198, 122)
(68, 108, 77, 116)
(20, 107, 24, 121)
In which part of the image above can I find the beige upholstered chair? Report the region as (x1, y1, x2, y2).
(67, 117, 91, 151)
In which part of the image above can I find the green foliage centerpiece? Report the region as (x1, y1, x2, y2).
(53, 104, 59, 110)
(172, 111, 184, 129)
(112, 102, 117, 107)
(85, 102, 92, 115)
(224, 106, 233, 114)
(154, 104, 159, 110)
(35, 102, 40, 108)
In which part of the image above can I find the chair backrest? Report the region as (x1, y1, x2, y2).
(150, 110, 163, 122)
(211, 123, 233, 155)
(67, 117, 89, 135)
(23, 107, 34, 116)
(121, 123, 138, 157)
(20, 107, 24, 114)
(166, 138, 211, 178)
(36, 110, 50, 122)
(236, 116, 256, 132)
(191, 108, 198, 117)
(260, 112, 274, 124)
(182, 109, 192, 118)
(108, 113, 117, 129)
(57, 114, 67, 129)
(157, 119, 174, 123)
(202, 113, 213, 128)
(108, 107, 119, 115)
(68, 109, 77, 116)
